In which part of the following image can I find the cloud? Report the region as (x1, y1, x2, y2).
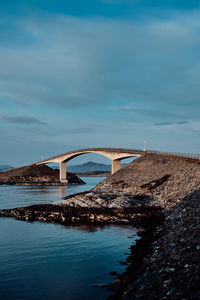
(63, 127, 96, 134)
(155, 121, 189, 127)
(0, 115, 46, 125)
(0, 10, 200, 118)
(117, 103, 191, 122)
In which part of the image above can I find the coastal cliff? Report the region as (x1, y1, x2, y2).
(0, 164, 85, 185)
(0, 153, 199, 299)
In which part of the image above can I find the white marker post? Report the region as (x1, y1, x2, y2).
(143, 140, 147, 152)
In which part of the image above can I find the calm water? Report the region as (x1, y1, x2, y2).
(0, 177, 138, 300)
(0, 177, 105, 209)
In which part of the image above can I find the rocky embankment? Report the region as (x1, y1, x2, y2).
(97, 154, 200, 300)
(0, 164, 85, 185)
(117, 188, 200, 300)
(0, 153, 199, 299)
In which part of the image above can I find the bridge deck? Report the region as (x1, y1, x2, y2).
(36, 147, 200, 165)
(37, 148, 145, 164)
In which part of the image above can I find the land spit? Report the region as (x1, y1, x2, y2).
(0, 153, 199, 299)
(0, 164, 85, 185)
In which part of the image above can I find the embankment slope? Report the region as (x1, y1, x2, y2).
(94, 153, 200, 299)
(95, 153, 200, 208)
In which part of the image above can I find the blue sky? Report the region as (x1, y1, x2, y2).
(0, 0, 200, 165)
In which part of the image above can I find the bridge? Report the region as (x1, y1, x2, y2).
(36, 148, 144, 183)
(36, 148, 200, 183)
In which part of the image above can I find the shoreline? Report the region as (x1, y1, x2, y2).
(0, 182, 85, 186)
(78, 172, 110, 177)
(107, 219, 163, 299)
(0, 203, 162, 226)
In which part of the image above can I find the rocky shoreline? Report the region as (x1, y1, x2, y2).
(107, 190, 200, 299)
(0, 153, 199, 299)
(0, 203, 162, 226)
(0, 181, 84, 186)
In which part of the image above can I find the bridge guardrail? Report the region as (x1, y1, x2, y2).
(146, 150, 200, 160)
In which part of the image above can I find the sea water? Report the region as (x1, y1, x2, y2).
(0, 177, 138, 300)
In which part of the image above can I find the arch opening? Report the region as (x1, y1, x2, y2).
(67, 153, 111, 174)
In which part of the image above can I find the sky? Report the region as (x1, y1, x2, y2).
(0, 0, 200, 166)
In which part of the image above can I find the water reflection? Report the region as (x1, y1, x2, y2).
(59, 186, 67, 197)
(18, 186, 58, 195)
(64, 223, 138, 234)
(0, 177, 105, 209)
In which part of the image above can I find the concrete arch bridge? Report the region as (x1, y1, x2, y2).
(36, 148, 144, 183)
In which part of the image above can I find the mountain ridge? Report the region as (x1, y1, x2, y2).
(0, 165, 13, 172)
(67, 161, 111, 173)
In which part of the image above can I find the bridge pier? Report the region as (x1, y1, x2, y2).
(60, 162, 68, 184)
(37, 148, 142, 178)
(112, 159, 121, 174)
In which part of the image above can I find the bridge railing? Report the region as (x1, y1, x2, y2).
(145, 150, 200, 160)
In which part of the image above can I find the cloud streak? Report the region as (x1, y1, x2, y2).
(0, 115, 46, 125)
(155, 121, 189, 127)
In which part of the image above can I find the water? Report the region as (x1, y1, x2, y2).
(0, 177, 104, 209)
(0, 177, 138, 300)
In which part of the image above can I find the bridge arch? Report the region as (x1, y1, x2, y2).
(36, 148, 143, 183)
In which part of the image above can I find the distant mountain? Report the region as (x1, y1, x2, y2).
(51, 160, 132, 174)
(67, 161, 111, 173)
(0, 165, 13, 172)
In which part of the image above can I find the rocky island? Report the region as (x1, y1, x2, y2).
(0, 153, 199, 299)
(0, 164, 85, 185)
